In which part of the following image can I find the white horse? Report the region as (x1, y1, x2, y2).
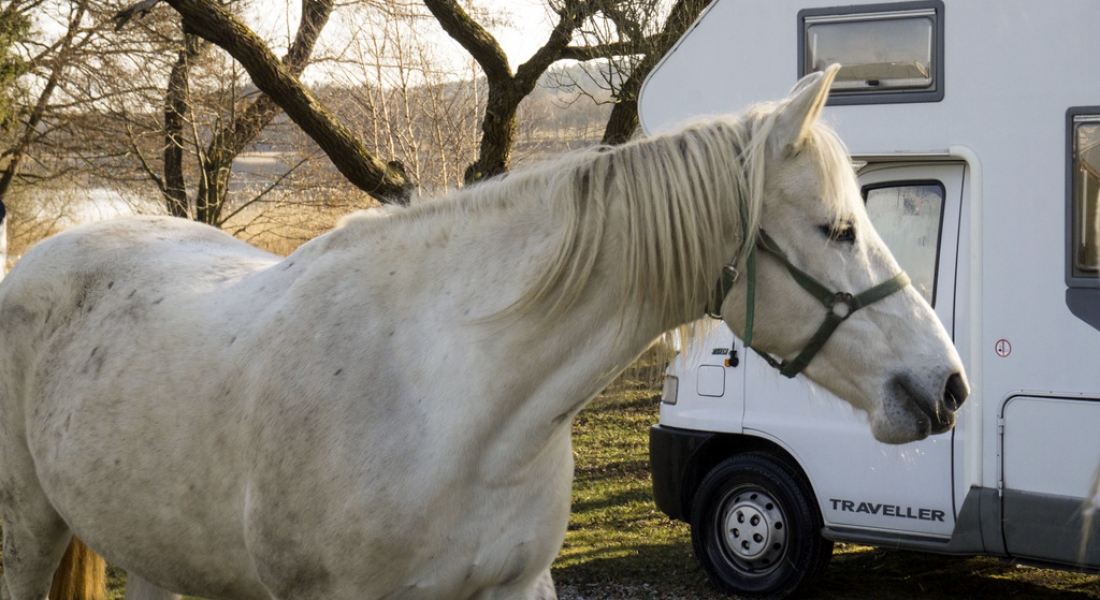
(0, 66, 967, 600)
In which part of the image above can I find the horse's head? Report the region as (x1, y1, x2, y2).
(721, 66, 969, 444)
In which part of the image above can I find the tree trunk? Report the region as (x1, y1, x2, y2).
(193, 0, 336, 225)
(162, 32, 208, 219)
(464, 89, 520, 181)
(601, 0, 713, 145)
(423, 0, 588, 184)
(195, 153, 231, 225)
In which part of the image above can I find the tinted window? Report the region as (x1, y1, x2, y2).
(805, 13, 934, 91)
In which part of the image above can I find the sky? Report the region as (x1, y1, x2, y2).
(249, 0, 557, 74)
(488, 0, 556, 66)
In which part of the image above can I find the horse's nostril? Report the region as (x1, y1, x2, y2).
(943, 372, 968, 412)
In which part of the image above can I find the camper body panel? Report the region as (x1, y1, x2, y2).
(641, 0, 1100, 585)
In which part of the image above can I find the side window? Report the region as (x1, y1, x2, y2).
(1070, 111, 1100, 283)
(1067, 108, 1100, 331)
(863, 182, 946, 305)
(798, 0, 945, 105)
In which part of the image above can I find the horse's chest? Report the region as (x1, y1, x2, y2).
(246, 431, 574, 599)
(380, 495, 569, 599)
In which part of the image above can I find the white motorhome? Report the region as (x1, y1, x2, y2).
(640, 1, 1100, 598)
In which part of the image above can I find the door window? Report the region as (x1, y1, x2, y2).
(863, 182, 946, 305)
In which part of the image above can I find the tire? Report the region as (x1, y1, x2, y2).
(690, 453, 833, 600)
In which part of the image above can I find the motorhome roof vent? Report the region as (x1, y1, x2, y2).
(798, 1, 944, 105)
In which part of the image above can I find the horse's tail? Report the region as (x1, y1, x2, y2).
(1081, 461, 1100, 563)
(49, 537, 106, 600)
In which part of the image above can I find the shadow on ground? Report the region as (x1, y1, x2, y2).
(554, 541, 1100, 600)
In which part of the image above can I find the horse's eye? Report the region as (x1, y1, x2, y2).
(818, 223, 856, 243)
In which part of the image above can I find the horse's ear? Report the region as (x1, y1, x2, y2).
(768, 63, 840, 156)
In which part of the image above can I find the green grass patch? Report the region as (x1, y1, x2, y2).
(554, 389, 711, 591)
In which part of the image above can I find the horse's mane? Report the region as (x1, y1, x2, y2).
(336, 100, 854, 330)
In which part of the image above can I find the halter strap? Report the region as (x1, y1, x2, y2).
(708, 229, 910, 379)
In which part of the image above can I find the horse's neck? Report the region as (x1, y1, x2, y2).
(320, 177, 710, 473)
(410, 186, 683, 467)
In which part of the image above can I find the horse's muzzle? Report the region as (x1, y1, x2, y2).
(890, 370, 969, 438)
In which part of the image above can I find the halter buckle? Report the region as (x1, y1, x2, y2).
(721, 263, 741, 284)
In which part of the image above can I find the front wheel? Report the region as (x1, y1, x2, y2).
(690, 453, 833, 599)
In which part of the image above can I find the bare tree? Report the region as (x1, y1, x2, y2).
(0, 2, 33, 131)
(116, 0, 711, 197)
(0, 1, 93, 203)
(134, 0, 415, 204)
(555, 0, 714, 144)
(110, 0, 354, 223)
(0, 0, 148, 264)
(324, 1, 485, 194)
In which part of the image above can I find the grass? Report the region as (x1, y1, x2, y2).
(554, 376, 1100, 599)
(554, 389, 707, 587)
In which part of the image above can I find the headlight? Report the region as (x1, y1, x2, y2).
(661, 375, 679, 405)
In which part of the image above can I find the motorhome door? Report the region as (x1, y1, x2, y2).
(742, 161, 966, 538)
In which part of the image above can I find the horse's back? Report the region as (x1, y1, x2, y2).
(1, 216, 273, 321)
(0, 215, 277, 404)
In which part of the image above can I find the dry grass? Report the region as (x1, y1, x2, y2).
(3, 187, 378, 266)
(218, 189, 378, 257)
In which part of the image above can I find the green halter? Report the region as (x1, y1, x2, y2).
(708, 230, 911, 378)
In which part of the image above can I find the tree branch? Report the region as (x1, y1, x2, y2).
(113, 0, 162, 32)
(558, 36, 666, 62)
(421, 0, 511, 83)
(600, 0, 713, 145)
(0, 3, 85, 202)
(159, 0, 412, 204)
(513, 0, 598, 92)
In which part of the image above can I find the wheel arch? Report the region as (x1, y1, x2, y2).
(682, 434, 814, 524)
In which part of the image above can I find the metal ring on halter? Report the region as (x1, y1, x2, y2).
(827, 291, 855, 319)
